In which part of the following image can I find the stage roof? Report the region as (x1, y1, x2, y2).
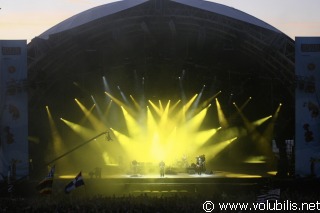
(27, 0, 295, 159)
(38, 0, 281, 40)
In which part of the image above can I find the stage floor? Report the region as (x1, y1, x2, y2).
(53, 171, 269, 196)
(100, 171, 266, 179)
(56, 170, 271, 190)
(17, 170, 276, 197)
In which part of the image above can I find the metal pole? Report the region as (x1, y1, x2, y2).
(45, 131, 108, 166)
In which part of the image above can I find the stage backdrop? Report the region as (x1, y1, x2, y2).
(0, 40, 28, 181)
(295, 37, 320, 177)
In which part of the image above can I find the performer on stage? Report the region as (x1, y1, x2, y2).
(196, 157, 202, 175)
(196, 155, 206, 175)
(159, 160, 165, 177)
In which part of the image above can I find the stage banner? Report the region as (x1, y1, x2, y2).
(295, 37, 320, 177)
(0, 40, 28, 181)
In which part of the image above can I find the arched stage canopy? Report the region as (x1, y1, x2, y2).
(26, 0, 295, 175)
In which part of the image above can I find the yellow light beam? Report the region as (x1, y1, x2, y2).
(184, 94, 198, 112)
(148, 100, 162, 116)
(130, 95, 141, 111)
(184, 106, 209, 132)
(46, 106, 64, 155)
(104, 100, 113, 117)
(159, 100, 164, 113)
(112, 129, 151, 162)
(121, 106, 141, 137)
(60, 118, 95, 138)
(160, 100, 170, 127)
(228, 97, 252, 122)
(214, 126, 246, 142)
(201, 91, 221, 108)
(252, 115, 272, 126)
(147, 106, 158, 133)
(233, 102, 254, 132)
(273, 103, 282, 121)
(79, 104, 95, 124)
(75, 98, 106, 131)
(105, 91, 135, 116)
(215, 98, 229, 128)
(194, 127, 220, 146)
(200, 137, 237, 160)
(168, 100, 181, 114)
(239, 97, 252, 111)
(258, 103, 283, 157)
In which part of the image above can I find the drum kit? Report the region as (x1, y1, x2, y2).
(174, 154, 206, 174)
(130, 154, 206, 175)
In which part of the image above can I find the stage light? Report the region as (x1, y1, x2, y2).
(102, 76, 111, 93)
(53, 76, 278, 179)
(253, 115, 272, 126)
(267, 171, 277, 176)
(215, 98, 228, 128)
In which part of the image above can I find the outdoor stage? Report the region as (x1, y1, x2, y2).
(4, 169, 319, 199)
(50, 170, 272, 197)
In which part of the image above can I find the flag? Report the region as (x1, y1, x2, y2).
(64, 171, 85, 194)
(37, 165, 55, 195)
(7, 179, 14, 194)
(256, 188, 280, 203)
